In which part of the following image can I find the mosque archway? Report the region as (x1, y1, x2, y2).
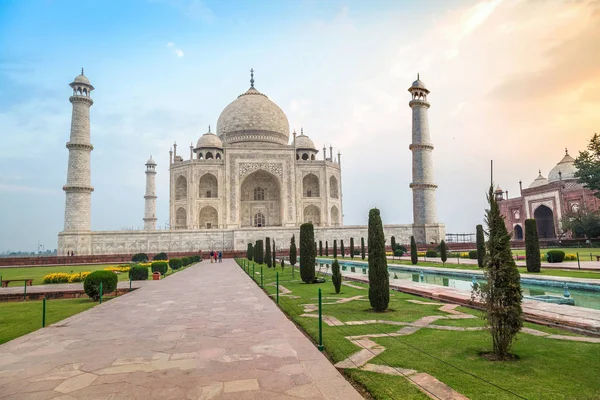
(330, 176, 339, 198)
(303, 174, 320, 197)
(304, 205, 321, 225)
(175, 176, 187, 200)
(198, 206, 218, 229)
(199, 173, 218, 198)
(175, 207, 187, 229)
(240, 170, 281, 227)
(534, 205, 555, 239)
(514, 224, 523, 240)
(331, 205, 340, 226)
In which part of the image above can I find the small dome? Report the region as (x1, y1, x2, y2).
(146, 156, 156, 166)
(295, 132, 316, 150)
(548, 150, 577, 182)
(529, 170, 548, 188)
(196, 132, 223, 149)
(495, 185, 503, 193)
(411, 79, 427, 90)
(74, 72, 90, 85)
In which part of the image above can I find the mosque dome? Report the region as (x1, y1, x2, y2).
(216, 73, 290, 146)
(73, 71, 90, 84)
(196, 130, 223, 149)
(529, 170, 548, 188)
(145, 156, 156, 166)
(548, 150, 577, 182)
(409, 74, 429, 92)
(295, 132, 316, 150)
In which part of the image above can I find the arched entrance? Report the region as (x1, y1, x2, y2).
(240, 170, 282, 227)
(304, 205, 321, 225)
(534, 205, 555, 239)
(198, 206, 218, 229)
(514, 224, 523, 240)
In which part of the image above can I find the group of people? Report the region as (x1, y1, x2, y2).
(209, 250, 222, 263)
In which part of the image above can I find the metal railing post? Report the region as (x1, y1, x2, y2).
(261, 266, 264, 288)
(23, 280, 27, 301)
(276, 272, 279, 304)
(318, 288, 324, 351)
(577, 252, 581, 270)
(252, 263, 255, 282)
(99, 282, 103, 304)
(42, 297, 46, 327)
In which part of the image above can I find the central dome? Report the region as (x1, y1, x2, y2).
(216, 85, 290, 146)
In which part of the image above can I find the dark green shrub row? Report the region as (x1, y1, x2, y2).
(129, 266, 149, 281)
(152, 261, 168, 275)
(84, 270, 118, 301)
(469, 250, 478, 259)
(425, 250, 438, 258)
(169, 258, 183, 270)
(153, 252, 168, 261)
(546, 250, 565, 263)
(131, 253, 148, 262)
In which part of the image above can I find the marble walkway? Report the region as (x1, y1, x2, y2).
(0, 260, 363, 400)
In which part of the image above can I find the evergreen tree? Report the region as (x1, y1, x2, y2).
(473, 186, 523, 360)
(574, 133, 600, 197)
(319, 240, 323, 257)
(300, 223, 316, 283)
(265, 237, 272, 268)
(254, 240, 264, 264)
(332, 259, 342, 294)
(350, 238, 355, 259)
(525, 219, 541, 272)
(326, 241, 329, 257)
(368, 208, 389, 312)
(391, 236, 396, 254)
(341, 240, 345, 258)
(440, 240, 448, 266)
(247, 243, 253, 261)
(281, 258, 285, 271)
(476, 224, 486, 268)
(289, 235, 297, 267)
(314, 241, 317, 259)
(410, 236, 418, 265)
(361, 237, 365, 260)
(333, 240, 338, 258)
(273, 239, 277, 269)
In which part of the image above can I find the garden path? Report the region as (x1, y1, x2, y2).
(0, 260, 363, 400)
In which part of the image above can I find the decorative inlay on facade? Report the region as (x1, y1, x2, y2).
(238, 162, 283, 181)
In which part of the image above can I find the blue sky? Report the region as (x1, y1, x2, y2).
(1, 0, 599, 251)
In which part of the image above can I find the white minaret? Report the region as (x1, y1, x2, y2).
(144, 156, 158, 230)
(408, 74, 438, 243)
(63, 69, 94, 232)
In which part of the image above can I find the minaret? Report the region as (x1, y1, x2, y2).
(63, 69, 94, 232)
(408, 74, 438, 242)
(144, 156, 157, 230)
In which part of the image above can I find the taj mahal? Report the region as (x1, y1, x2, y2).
(57, 69, 445, 255)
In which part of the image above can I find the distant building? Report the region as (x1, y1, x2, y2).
(497, 149, 600, 240)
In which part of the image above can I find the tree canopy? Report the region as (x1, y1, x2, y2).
(574, 133, 600, 197)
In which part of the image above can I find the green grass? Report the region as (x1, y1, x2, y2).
(0, 298, 97, 344)
(238, 259, 600, 400)
(510, 247, 600, 259)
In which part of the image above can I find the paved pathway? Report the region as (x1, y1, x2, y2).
(0, 260, 363, 400)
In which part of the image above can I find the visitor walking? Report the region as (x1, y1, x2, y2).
(210, 250, 214, 263)
(218, 251, 222, 263)
(213, 251, 218, 263)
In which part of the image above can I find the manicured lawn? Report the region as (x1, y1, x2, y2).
(238, 259, 600, 400)
(0, 264, 133, 286)
(0, 298, 98, 344)
(510, 247, 600, 260)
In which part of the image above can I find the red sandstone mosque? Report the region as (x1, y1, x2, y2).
(497, 149, 600, 240)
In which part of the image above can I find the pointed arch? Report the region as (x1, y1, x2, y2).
(175, 207, 187, 229)
(198, 206, 218, 229)
(175, 175, 187, 200)
(331, 205, 340, 226)
(304, 205, 321, 225)
(241, 169, 282, 227)
(303, 173, 320, 197)
(199, 173, 218, 198)
(330, 176, 339, 198)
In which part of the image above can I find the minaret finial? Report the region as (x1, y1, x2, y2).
(208, 125, 211, 133)
(250, 68, 255, 88)
(301, 127, 303, 135)
(81, 67, 84, 75)
(565, 147, 568, 155)
(417, 73, 419, 80)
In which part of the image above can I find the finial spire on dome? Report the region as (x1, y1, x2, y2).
(81, 67, 84, 75)
(301, 127, 303, 135)
(208, 125, 211, 133)
(565, 147, 568, 155)
(417, 73, 420, 80)
(250, 68, 255, 88)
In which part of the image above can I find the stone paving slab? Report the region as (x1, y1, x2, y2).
(0, 260, 363, 399)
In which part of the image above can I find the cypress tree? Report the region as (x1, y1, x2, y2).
(247, 243, 253, 261)
(368, 208, 389, 312)
(290, 235, 297, 267)
(326, 241, 329, 257)
(281, 258, 285, 271)
(332, 259, 342, 294)
(361, 237, 365, 260)
(300, 223, 316, 283)
(314, 241, 317, 258)
(525, 219, 541, 272)
(333, 240, 338, 258)
(319, 240, 323, 257)
(440, 240, 448, 266)
(273, 239, 277, 269)
(391, 236, 396, 254)
(410, 236, 418, 265)
(254, 240, 264, 264)
(474, 185, 523, 360)
(265, 237, 272, 268)
(476, 224, 486, 268)
(350, 238, 355, 259)
(341, 240, 345, 258)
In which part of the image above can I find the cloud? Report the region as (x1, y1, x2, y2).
(175, 49, 184, 58)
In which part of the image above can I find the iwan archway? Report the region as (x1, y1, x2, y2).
(534, 205, 555, 239)
(240, 170, 282, 227)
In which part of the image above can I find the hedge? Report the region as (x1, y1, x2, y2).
(469, 250, 478, 259)
(425, 250, 438, 258)
(546, 250, 565, 263)
(169, 258, 183, 270)
(153, 252, 168, 261)
(131, 253, 148, 263)
(84, 270, 118, 301)
(151, 261, 169, 275)
(129, 266, 149, 281)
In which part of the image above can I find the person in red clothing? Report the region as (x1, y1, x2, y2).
(213, 251, 217, 263)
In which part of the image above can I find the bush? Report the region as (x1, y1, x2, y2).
(169, 258, 183, 270)
(525, 219, 541, 272)
(247, 243, 253, 261)
(333, 240, 338, 259)
(265, 237, 272, 268)
(129, 265, 149, 281)
(350, 238, 355, 259)
(440, 240, 448, 265)
(43, 273, 72, 284)
(254, 240, 264, 264)
(361, 237, 365, 260)
(410, 236, 418, 265)
(300, 223, 316, 283)
(469, 250, 478, 259)
(151, 261, 168, 275)
(368, 208, 389, 312)
(84, 270, 118, 301)
(153, 252, 168, 261)
(341, 240, 345, 258)
(476, 224, 486, 268)
(546, 250, 566, 263)
(391, 236, 396, 253)
(332, 259, 342, 294)
(290, 235, 297, 266)
(326, 241, 329, 257)
(394, 248, 403, 256)
(319, 241, 323, 257)
(132, 253, 148, 263)
(68, 272, 91, 283)
(426, 250, 438, 258)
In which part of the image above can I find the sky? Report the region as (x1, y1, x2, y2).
(0, 0, 599, 252)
